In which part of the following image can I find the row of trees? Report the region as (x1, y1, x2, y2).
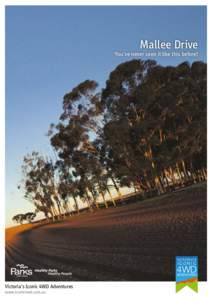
(16, 59, 207, 222)
(12, 212, 36, 224)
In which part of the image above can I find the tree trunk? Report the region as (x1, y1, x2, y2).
(73, 195, 79, 214)
(181, 160, 189, 181)
(56, 200, 63, 218)
(111, 176, 122, 197)
(85, 189, 93, 212)
(133, 182, 138, 193)
(200, 169, 206, 181)
(90, 189, 99, 209)
(202, 168, 207, 180)
(158, 175, 166, 193)
(106, 186, 116, 207)
(100, 191, 108, 208)
(154, 176, 164, 194)
(176, 162, 184, 186)
(163, 169, 171, 191)
(50, 206, 55, 222)
(169, 166, 177, 187)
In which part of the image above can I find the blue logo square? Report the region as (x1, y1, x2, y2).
(176, 256, 198, 282)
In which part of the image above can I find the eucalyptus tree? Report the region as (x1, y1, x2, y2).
(101, 59, 207, 193)
(145, 60, 207, 186)
(20, 152, 60, 221)
(49, 80, 113, 210)
(12, 214, 25, 225)
(93, 137, 123, 198)
(24, 212, 36, 223)
(56, 160, 81, 214)
(12, 212, 36, 224)
(45, 59, 206, 215)
(101, 60, 160, 193)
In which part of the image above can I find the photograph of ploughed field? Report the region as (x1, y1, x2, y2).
(5, 6, 207, 281)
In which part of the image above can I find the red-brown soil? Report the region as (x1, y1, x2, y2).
(5, 183, 207, 281)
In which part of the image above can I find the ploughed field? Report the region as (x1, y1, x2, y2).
(5, 183, 207, 281)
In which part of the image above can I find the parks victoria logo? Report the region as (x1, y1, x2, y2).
(176, 256, 198, 292)
(10, 264, 33, 278)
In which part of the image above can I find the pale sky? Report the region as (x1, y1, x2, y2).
(6, 6, 206, 227)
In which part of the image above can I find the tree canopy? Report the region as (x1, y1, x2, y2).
(17, 59, 207, 222)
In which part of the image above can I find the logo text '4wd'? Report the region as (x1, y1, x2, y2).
(10, 264, 33, 278)
(176, 256, 198, 293)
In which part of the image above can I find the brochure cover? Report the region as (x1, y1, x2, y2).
(5, 4, 207, 293)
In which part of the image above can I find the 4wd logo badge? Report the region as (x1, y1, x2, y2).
(176, 256, 198, 292)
